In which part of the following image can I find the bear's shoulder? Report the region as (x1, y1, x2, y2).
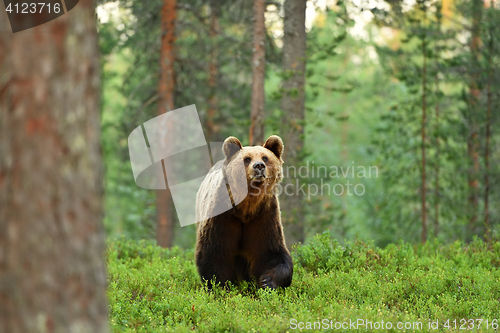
(196, 160, 233, 223)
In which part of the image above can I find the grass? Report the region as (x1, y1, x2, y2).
(107, 232, 500, 332)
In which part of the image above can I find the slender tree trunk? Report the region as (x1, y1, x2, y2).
(434, 6, 441, 239)
(0, 1, 109, 332)
(157, 0, 177, 248)
(484, 8, 493, 241)
(467, 0, 482, 240)
(207, 0, 221, 142)
(280, 0, 306, 248)
(484, 69, 491, 241)
(339, 54, 350, 238)
(249, 0, 266, 145)
(434, 64, 440, 239)
(422, 29, 427, 244)
(340, 108, 348, 239)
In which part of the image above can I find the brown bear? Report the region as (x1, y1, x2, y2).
(195, 135, 293, 289)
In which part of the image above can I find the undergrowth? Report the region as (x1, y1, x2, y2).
(107, 232, 500, 332)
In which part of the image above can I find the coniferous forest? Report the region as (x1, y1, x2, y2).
(99, 0, 500, 247)
(1, 0, 500, 332)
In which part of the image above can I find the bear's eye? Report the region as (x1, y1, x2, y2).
(262, 156, 268, 163)
(244, 157, 252, 164)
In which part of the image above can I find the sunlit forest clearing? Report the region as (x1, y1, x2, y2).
(1, 0, 500, 331)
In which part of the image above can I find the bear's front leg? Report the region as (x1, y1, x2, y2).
(240, 202, 294, 289)
(255, 250, 293, 289)
(195, 215, 243, 289)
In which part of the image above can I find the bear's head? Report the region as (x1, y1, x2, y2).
(222, 135, 284, 208)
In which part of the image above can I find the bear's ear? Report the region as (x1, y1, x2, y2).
(263, 135, 284, 161)
(223, 136, 243, 159)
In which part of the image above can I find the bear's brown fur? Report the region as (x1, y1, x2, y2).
(195, 135, 293, 289)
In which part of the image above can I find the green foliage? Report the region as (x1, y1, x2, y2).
(98, 1, 500, 246)
(369, 0, 500, 244)
(99, 0, 269, 245)
(107, 233, 500, 332)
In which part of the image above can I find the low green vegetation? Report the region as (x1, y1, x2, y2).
(107, 232, 500, 332)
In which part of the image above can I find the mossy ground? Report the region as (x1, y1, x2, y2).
(107, 233, 500, 332)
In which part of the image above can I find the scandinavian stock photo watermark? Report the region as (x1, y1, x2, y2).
(251, 161, 379, 199)
(128, 105, 378, 227)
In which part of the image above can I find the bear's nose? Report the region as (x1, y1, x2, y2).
(253, 161, 266, 171)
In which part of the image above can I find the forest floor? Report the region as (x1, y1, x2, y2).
(107, 233, 500, 332)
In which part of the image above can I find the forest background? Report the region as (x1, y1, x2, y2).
(97, 0, 500, 249)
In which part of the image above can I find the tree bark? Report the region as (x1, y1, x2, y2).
(484, 65, 491, 241)
(434, 46, 440, 239)
(207, 0, 221, 142)
(280, 0, 306, 248)
(466, 0, 482, 240)
(249, 0, 266, 146)
(0, 1, 109, 332)
(157, 0, 177, 248)
(421, 26, 427, 244)
(433, 4, 442, 239)
(484, 4, 493, 241)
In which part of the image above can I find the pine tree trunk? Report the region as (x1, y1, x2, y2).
(434, 56, 440, 239)
(0, 1, 109, 332)
(421, 29, 427, 244)
(434, 5, 442, 239)
(207, 0, 221, 142)
(249, 0, 266, 146)
(280, 0, 306, 248)
(467, 0, 482, 240)
(484, 68, 491, 241)
(157, 0, 177, 248)
(484, 7, 493, 241)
